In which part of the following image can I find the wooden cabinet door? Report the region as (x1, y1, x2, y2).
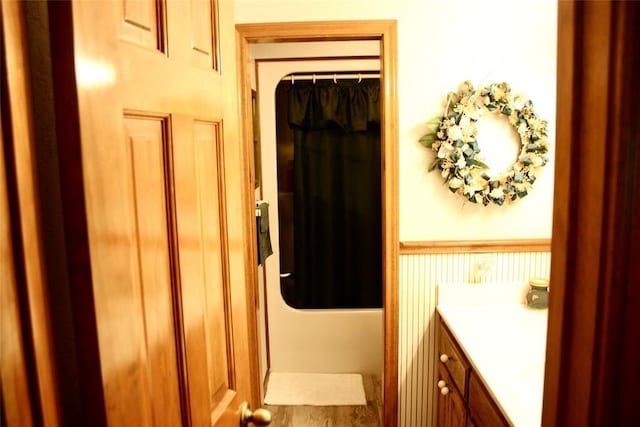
(66, 0, 253, 425)
(468, 371, 509, 427)
(436, 369, 467, 427)
(436, 385, 466, 427)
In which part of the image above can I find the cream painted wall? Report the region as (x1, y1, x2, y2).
(251, 40, 380, 59)
(235, 0, 558, 242)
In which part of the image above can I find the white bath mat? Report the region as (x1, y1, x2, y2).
(264, 372, 366, 406)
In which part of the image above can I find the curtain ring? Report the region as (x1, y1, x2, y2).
(333, 73, 337, 84)
(358, 73, 362, 83)
(312, 74, 316, 84)
(291, 75, 295, 85)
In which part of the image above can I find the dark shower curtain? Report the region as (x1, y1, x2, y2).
(286, 78, 381, 309)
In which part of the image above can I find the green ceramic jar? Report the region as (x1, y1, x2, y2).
(526, 278, 549, 309)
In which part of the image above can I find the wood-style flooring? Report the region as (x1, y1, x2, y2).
(264, 374, 382, 427)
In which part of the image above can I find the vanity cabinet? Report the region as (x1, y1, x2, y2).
(436, 314, 511, 427)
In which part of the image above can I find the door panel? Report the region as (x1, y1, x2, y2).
(119, 0, 163, 50)
(189, 0, 218, 69)
(172, 116, 233, 425)
(192, 120, 232, 402)
(68, 0, 251, 424)
(172, 115, 212, 426)
(125, 115, 182, 426)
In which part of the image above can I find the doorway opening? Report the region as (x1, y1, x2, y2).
(237, 22, 399, 427)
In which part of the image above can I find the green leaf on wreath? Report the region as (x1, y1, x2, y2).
(473, 159, 490, 169)
(426, 117, 442, 127)
(419, 133, 436, 148)
(501, 106, 513, 115)
(428, 158, 442, 172)
(487, 104, 497, 111)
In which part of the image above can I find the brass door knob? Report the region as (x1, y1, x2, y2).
(239, 402, 272, 426)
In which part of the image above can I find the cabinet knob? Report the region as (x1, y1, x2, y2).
(441, 387, 450, 396)
(440, 354, 449, 363)
(437, 380, 446, 389)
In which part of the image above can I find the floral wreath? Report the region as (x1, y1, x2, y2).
(420, 81, 550, 206)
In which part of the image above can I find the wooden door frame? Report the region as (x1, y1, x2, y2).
(0, 1, 63, 424)
(236, 21, 399, 426)
(544, 1, 640, 425)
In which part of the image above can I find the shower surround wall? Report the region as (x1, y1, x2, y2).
(256, 56, 384, 376)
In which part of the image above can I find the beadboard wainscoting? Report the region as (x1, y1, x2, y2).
(397, 242, 551, 427)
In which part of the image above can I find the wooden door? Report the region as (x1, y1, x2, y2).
(63, 0, 255, 425)
(0, 96, 35, 427)
(1, 1, 63, 423)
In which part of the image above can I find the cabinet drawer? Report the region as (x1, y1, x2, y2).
(468, 371, 510, 427)
(438, 320, 469, 396)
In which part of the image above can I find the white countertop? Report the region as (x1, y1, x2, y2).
(437, 283, 548, 427)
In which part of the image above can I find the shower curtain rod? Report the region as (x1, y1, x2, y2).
(282, 72, 380, 83)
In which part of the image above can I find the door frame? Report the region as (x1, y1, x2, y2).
(236, 21, 399, 426)
(543, 1, 640, 425)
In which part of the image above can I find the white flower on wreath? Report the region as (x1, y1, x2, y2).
(437, 142, 454, 158)
(463, 185, 475, 197)
(517, 122, 529, 136)
(459, 81, 473, 94)
(463, 176, 485, 197)
(528, 118, 546, 132)
(449, 177, 464, 190)
(513, 94, 526, 110)
(464, 103, 481, 120)
(447, 125, 463, 141)
(489, 188, 505, 200)
(493, 87, 506, 101)
(532, 156, 544, 167)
